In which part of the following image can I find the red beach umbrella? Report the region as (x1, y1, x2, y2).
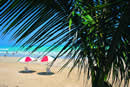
(41, 56, 54, 62)
(40, 56, 54, 73)
(18, 56, 36, 63)
(18, 56, 36, 73)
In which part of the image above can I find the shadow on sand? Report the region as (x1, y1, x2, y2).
(37, 72, 55, 75)
(19, 70, 36, 73)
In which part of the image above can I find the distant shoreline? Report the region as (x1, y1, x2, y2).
(0, 46, 66, 58)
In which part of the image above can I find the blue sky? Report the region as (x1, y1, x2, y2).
(0, 38, 10, 47)
(0, 31, 13, 47)
(0, 5, 66, 48)
(0, 1, 63, 48)
(1, 1, 129, 49)
(0, 1, 42, 48)
(0, 38, 10, 46)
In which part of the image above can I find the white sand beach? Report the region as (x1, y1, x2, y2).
(0, 56, 129, 87)
(0, 56, 91, 87)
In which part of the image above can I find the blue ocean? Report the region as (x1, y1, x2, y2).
(0, 46, 66, 58)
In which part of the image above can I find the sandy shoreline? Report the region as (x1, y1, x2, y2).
(0, 56, 89, 87)
(0, 56, 129, 87)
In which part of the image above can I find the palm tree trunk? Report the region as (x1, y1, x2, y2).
(92, 69, 106, 87)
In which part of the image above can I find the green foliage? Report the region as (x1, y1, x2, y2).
(69, 18, 72, 29)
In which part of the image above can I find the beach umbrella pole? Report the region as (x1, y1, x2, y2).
(18, 56, 36, 73)
(46, 62, 51, 73)
(24, 66, 29, 72)
(40, 56, 54, 73)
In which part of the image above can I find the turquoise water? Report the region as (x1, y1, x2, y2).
(0, 46, 65, 58)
